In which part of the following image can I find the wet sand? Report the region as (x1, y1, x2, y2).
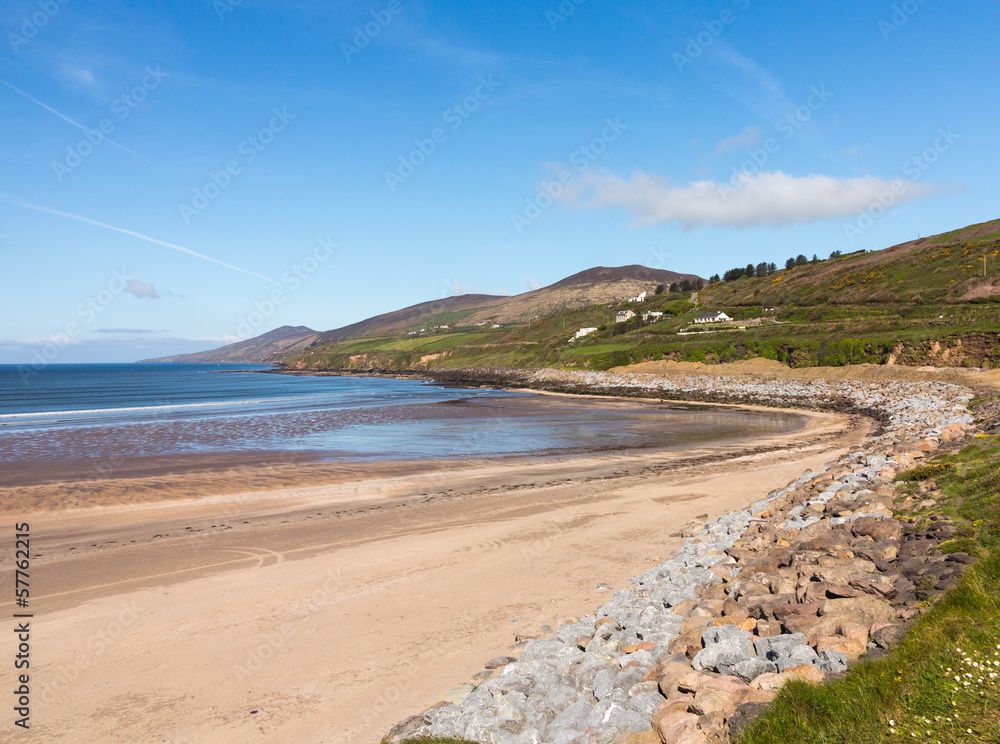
(0, 399, 865, 744)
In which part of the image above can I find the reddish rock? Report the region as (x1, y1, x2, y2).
(677, 671, 717, 694)
(773, 601, 823, 621)
(783, 614, 819, 634)
(653, 711, 700, 743)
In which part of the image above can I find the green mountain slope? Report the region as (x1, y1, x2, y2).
(283, 218, 1000, 372)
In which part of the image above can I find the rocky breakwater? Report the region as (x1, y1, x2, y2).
(388, 372, 976, 744)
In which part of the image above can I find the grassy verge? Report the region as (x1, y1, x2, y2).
(738, 430, 1000, 744)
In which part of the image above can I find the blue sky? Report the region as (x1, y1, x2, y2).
(1, 0, 997, 362)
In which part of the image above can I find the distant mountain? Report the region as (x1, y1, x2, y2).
(143, 264, 703, 365)
(139, 325, 318, 364)
(311, 294, 508, 345)
(462, 265, 702, 326)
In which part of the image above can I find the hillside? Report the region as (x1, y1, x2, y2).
(140, 325, 318, 364)
(282, 218, 1000, 373)
(312, 294, 508, 344)
(461, 265, 702, 326)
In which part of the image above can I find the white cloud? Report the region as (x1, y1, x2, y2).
(711, 126, 762, 157)
(558, 169, 945, 229)
(61, 64, 97, 88)
(4, 335, 81, 347)
(127, 280, 159, 299)
(525, 276, 540, 291)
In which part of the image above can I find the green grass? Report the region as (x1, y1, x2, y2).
(738, 428, 1000, 744)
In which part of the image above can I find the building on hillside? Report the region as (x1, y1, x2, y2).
(642, 311, 664, 322)
(572, 327, 598, 339)
(615, 310, 636, 323)
(627, 291, 648, 303)
(694, 311, 732, 324)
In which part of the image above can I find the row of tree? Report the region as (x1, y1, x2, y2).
(709, 250, 844, 284)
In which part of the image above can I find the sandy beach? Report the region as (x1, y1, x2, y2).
(0, 392, 865, 744)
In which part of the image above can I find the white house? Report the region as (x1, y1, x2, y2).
(627, 291, 648, 303)
(615, 310, 636, 323)
(694, 311, 732, 324)
(573, 327, 598, 339)
(642, 311, 664, 322)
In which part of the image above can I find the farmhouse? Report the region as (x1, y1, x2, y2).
(642, 311, 664, 322)
(627, 291, 648, 303)
(572, 327, 598, 339)
(615, 310, 636, 323)
(694, 311, 732, 324)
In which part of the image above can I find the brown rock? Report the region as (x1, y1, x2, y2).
(755, 619, 782, 637)
(736, 581, 772, 598)
(619, 731, 661, 744)
(658, 657, 697, 697)
(743, 593, 796, 619)
(796, 582, 832, 604)
(798, 530, 854, 551)
(721, 597, 742, 616)
(824, 583, 863, 599)
(677, 671, 718, 694)
(656, 694, 696, 717)
(798, 521, 833, 542)
(815, 634, 866, 659)
(747, 689, 777, 704)
(773, 601, 823, 621)
(675, 731, 711, 744)
(680, 615, 715, 636)
(653, 711, 700, 743)
(691, 685, 746, 716)
(668, 628, 705, 659)
(872, 624, 906, 650)
(819, 596, 894, 624)
(785, 664, 826, 684)
(622, 642, 656, 653)
(672, 599, 699, 617)
(852, 517, 903, 542)
(841, 622, 869, 644)
(783, 614, 819, 635)
(811, 559, 878, 585)
(749, 672, 795, 691)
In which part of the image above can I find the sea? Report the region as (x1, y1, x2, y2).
(0, 364, 802, 467)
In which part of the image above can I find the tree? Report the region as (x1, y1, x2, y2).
(768, 262, 777, 274)
(655, 284, 665, 295)
(755, 261, 769, 277)
(695, 278, 704, 290)
(669, 282, 679, 292)
(680, 279, 692, 292)
(811, 254, 818, 263)
(795, 254, 808, 266)
(829, 250, 842, 259)
(745, 263, 755, 278)
(709, 274, 721, 284)
(785, 257, 796, 270)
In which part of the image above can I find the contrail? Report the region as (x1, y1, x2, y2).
(2, 197, 278, 285)
(0, 78, 157, 166)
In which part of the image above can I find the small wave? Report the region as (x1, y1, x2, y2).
(0, 398, 280, 420)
